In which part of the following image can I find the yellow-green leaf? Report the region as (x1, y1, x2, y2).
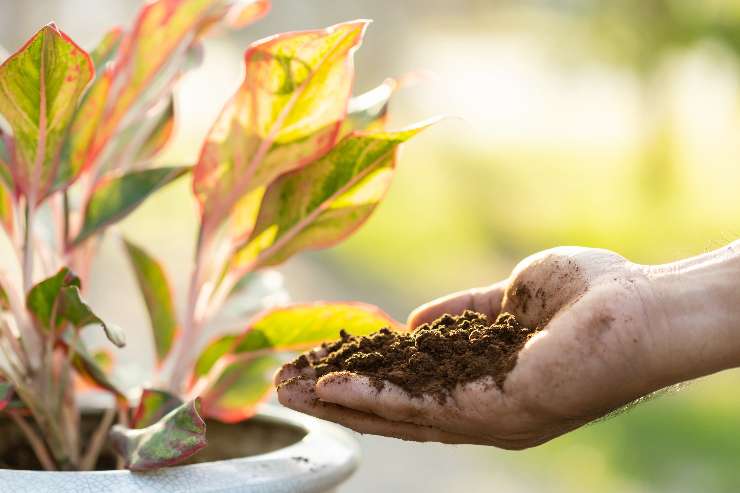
(123, 239, 179, 363)
(193, 20, 368, 239)
(0, 23, 93, 201)
(230, 126, 429, 273)
(74, 166, 189, 245)
(194, 301, 400, 379)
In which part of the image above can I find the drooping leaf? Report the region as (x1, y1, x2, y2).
(74, 166, 189, 245)
(199, 354, 277, 422)
(132, 388, 183, 429)
(0, 23, 93, 200)
(123, 239, 179, 362)
(194, 301, 400, 379)
(110, 398, 207, 471)
(193, 20, 369, 238)
(229, 126, 429, 273)
(27, 268, 125, 347)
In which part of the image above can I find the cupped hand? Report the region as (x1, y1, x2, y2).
(276, 247, 677, 449)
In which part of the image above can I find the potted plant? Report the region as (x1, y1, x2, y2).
(0, 0, 429, 490)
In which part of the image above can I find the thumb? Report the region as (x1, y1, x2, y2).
(406, 280, 508, 329)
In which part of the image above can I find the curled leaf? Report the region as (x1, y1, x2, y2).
(110, 398, 207, 471)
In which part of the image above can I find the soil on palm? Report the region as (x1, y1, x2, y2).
(304, 310, 541, 402)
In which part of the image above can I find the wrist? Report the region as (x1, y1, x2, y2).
(646, 241, 740, 383)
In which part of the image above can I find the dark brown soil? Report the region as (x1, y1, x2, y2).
(308, 310, 540, 401)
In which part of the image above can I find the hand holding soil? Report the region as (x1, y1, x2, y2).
(276, 243, 740, 448)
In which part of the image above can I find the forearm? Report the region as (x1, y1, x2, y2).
(646, 241, 740, 383)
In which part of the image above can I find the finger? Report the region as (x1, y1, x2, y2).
(407, 280, 508, 329)
(277, 375, 489, 445)
(315, 372, 459, 430)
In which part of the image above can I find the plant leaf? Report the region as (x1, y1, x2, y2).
(89, 27, 124, 70)
(110, 398, 207, 471)
(225, 0, 271, 28)
(85, 0, 267, 174)
(193, 20, 368, 238)
(229, 126, 429, 273)
(0, 23, 93, 201)
(27, 268, 125, 347)
(194, 301, 400, 379)
(200, 354, 278, 422)
(344, 78, 396, 135)
(0, 380, 13, 411)
(134, 96, 175, 163)
(123, 239, 179, 362)
(132, 388, 183, 429)
(74, 166, 189, 245)
(64, 331, 127, 397)
(0, 177, 12, 234)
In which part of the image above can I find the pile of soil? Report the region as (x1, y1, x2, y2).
(301, 310, 541, 401)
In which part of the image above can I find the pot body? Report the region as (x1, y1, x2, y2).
(0, 405, 359, 493)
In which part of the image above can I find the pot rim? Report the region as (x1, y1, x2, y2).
(0, 404, 360, 493)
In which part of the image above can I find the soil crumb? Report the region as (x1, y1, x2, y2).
(308, 310, 541, 401)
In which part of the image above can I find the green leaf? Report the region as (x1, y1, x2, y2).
(123, 239, 179, 362)
(194, 301, 399, 379)
(132, 388, 183, 429)
(0, 23, 93, 201)
(193, 20, 369, 239)
(110, 398, 207, 471)
(74, 166, 189, 245)
(0, 380, 13, 411)
(230, 126, 429, 273)
(200, 354, 279, 423)
(27, 268, 125, 347)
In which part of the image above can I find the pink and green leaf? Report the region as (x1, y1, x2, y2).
(132, 388, 183, 429)
(229, 126, 429, 273)
(193, 20, 369, 238)
(123, 239, 179, 363)
(194, 301, 400, 379)
(89, 27, 124, 70)
(65, 332, 127, 397)
(199, 354, 278, 422)
(0, 23, 93, 201)
(74, 166, 189, 245)
(110, 398, 207, 471)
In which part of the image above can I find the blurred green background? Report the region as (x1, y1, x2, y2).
(3, 0, 740, 491)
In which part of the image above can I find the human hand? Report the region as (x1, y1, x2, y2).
(276, 244, 740, 448)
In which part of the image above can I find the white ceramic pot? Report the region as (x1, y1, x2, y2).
(0, 405, 359, 493)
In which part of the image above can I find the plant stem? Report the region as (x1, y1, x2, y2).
(80, 408, 115, 470)
(62, 191, 70, 253)
(22, 202, 34, 292)
(168, 225, 206, 393)
(9, 413, 56, 471)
